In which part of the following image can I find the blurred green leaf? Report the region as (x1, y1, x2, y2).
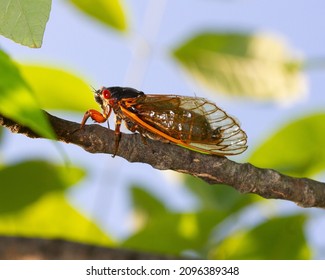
(0, 50, 54, 138)
(0, 0, 51, 47)
(173, 32, 306, 103)
(0, 160, 85, 213)
(0, 193, 114, 246)
(249, 113, 325, 177)
(184, 175, 259, 212)
(68, 0, 127, 31)
(123, 211, 224, 256)
(123, 213, 189, 255)
(19, 64, 97, 112)
(209, 214, 311, 259)
(0, 127, 3, 143)
(124, 186, 227, 256)
(131, 185, 167, 217)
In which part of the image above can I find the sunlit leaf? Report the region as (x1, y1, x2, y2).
(19, 64, 97, 112)
(0, 50, 54, 138)
(0, 193, 114, 246)
(0, 160, 85, 213)
(173, 32, 306, 103)
(68, 0, 127, 31)
(249, 113, 325, 177)
(209, 215, 311, 259)
(0, 0, 51, 47)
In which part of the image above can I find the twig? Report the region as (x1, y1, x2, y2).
(1, 112, 325, 208)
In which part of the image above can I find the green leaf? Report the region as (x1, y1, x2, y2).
(0, 0, 51, 48)
(124, 186, 227, 256)
(0, 160, 85, 213)
(131, 185, 167, 217)
(0, 126, 3, 143)
(123, 211, 224, 256)
(173, 32, 306, 103)
(184, 175, 259, 213)
(209, 214, 311, 259)
(19, 64, 97, 112)
(249, 113, 325, 177)
(0, 193, 114, 246)
(68, 0, 127, 31)
(0, 50, 54, 138)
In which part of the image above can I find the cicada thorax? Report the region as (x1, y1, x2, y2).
(111, 97, 166, 143)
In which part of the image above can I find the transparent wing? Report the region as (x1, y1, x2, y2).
(122, 95, 248, 156)
(174, 96, 247, 155)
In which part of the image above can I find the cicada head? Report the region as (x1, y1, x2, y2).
(93, 87, 115, 114)
(94, 86, 144, 109)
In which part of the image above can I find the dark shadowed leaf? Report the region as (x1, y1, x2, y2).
(173, 32, 306, 103)
(209, 215, 310, 259)
(249, 113, 325, 177)
(68, 0, 127, 31)
(0, 160, 85, 213)
(0, 0, 51, 47)
(0, 50, 54, 138)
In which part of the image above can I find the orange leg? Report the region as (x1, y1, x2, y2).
(112, 117, 122, 157)
(80, 109, 108, 128)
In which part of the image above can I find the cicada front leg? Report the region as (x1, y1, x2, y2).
(80, 109, 109, 128)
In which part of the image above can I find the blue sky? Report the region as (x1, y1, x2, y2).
(1, 0, 325, 258)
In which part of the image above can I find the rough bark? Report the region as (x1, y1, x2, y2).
(1, 112, 325, 208)
(0, 236, 173, 260)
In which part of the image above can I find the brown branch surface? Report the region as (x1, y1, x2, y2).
(0, 236, 174, 260)
(1, 112, 325, 208)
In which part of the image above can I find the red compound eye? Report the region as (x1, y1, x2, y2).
(102, 88, 111, 99)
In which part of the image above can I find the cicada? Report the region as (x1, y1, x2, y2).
(81, 86, 247, 156)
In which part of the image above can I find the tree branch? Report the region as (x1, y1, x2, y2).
(0, 236, 173, 259)
(1, 112, 325, 208)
